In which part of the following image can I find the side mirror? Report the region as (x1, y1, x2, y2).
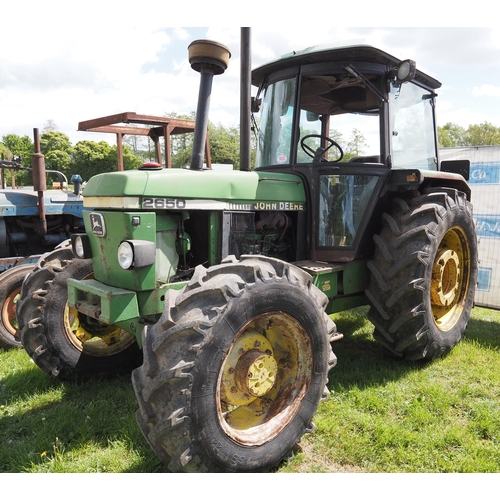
(251, 96, 261, 113)
(306, 111, 320, 122)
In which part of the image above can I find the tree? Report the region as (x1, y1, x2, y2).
(71, 140, 115, 181)
(1, 134, 33, 166)
(438, 121, 500, 147)
(168, 112, 195, 168)
(345, 128, 368, 160)
(42, 119, 58, 133)
(1, 134, 34, 185)
(327, 128, 369, 161)
(122, 124, 150, 157)
(40, 131, 74, 174)
(438, 122, 467, 147)
(329, 129, 344, 146)
(208, 122, 240, 169)
(40, 131, 73, 155)
(107, 145, 143, 171)
(165, 113, 242, 169)
(171, 132, 193, 168)
(45, 150, 73, 181)
(71, 140, 142, 180)
(465, 122, 500, 146)
(0, 142, 10, 160)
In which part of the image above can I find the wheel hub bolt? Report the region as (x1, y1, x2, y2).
(234, 349, 277, 398)
(432, 249, 460, 307)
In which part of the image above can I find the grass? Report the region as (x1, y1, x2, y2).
(1, 306, 500, 473)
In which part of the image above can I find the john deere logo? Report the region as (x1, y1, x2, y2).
(90, 212, 106, 237)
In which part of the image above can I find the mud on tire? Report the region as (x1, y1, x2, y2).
(132, 255, 338, 472)
(366, 188, 478, 361)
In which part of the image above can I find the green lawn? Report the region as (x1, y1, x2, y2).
(1, 306, 500, 473)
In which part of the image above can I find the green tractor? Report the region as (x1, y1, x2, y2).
(18, 32, 477, 472)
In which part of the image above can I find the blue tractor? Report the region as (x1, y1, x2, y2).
(0, 128, 84, 348)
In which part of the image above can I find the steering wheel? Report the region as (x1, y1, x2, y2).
(300, 134, 344, 163)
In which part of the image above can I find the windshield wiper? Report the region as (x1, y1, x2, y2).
(345, 65, 387, 103)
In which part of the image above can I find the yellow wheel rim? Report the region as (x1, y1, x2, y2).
(62, 271, 136, 356)
(431, 226, 471, 331)
(64, 304, 137, 355)
(217, 312, 312, 446)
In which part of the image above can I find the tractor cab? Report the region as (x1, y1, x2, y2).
(251, 44, 459, 262)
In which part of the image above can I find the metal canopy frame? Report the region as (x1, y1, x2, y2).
(78, 112, 211, 170)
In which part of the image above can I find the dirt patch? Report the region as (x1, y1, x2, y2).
(289, 437, 365, 473)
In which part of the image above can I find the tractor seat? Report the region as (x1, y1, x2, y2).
(348, 155, 381, 163)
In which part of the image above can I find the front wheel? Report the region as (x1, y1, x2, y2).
(132, 255, 338, 472)
(17, 246, 143, 380)
(366, 189, 478, 360)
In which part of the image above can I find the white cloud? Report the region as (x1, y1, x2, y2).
(473, 84, 500, 97)
(2, 24, 500, 148)
(437, 105, 500, 129)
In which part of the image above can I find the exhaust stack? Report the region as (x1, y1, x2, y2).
(188, 39, 231, 170)
(240, 28, 251, 171)
(31, 128, 47, 235)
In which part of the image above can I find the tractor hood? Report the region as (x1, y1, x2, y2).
(0, 188, 83, 217)
(82, 168, 306, 209)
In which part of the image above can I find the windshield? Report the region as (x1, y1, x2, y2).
(255, 78, 296, 167)
(390, 81, 438, 170)
(255, 70, 381, 168)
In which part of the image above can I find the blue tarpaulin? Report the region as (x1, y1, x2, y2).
(441, 146, 500, 309)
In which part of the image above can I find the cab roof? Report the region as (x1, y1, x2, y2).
(251, 43, 442, 90)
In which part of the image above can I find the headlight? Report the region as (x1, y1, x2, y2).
(396, 59, 416, 84)
(117, 240, 156, 269)
(74, 236, 85, 258)
(71, 233, 92, 259)
(118, 241, 134, 269)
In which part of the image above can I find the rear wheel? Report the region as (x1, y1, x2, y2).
(132, 255, 338, 472)
(0, 264, 35, 349)
(17, 246, 142, 381)
(366, 189, 478, 360)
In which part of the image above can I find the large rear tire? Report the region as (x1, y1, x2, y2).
(366, 189, 478, 360)
(0, 264, 35, 349)
(132, 255, 337, 472)
(17, 246, 142, 381)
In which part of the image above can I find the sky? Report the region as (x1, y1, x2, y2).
(1, 2, 499, 149)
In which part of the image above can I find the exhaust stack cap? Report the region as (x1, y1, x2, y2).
(188, 39, 231, 75)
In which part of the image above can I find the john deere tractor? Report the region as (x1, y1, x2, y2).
(18, 32, 477, 472)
